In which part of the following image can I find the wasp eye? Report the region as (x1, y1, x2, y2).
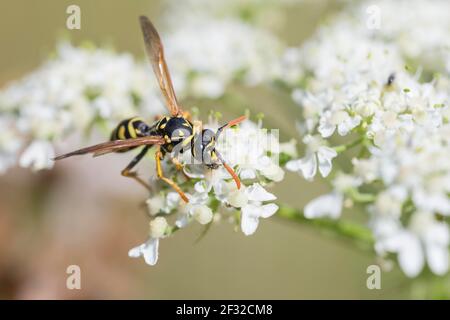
(202, 129, 215, 143)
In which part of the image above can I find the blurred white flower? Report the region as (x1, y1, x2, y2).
(373, 212, 449, 277)
(304, 193, 343, 219)
(286, 134, 337, 180)
(304, 173, 361, 219)
(318, 110, 361, 138)
(164, 18, 282, 99)
(0, 118, 22, 174)
(356, 0, 450, 75)
(0, 42, 164, 173)
(19, 140, 55, 171)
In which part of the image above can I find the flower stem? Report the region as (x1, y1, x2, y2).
(333, 137, 364, 153)
(347, 188, 376, 203)
(276, 206, 375, 252)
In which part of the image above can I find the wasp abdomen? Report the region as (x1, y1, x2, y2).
(110, 117, 151, 153)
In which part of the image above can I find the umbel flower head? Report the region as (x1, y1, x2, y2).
(129, 114, 289, 266)
(0, 42, 164, 173)
(282, 0, 450, 278)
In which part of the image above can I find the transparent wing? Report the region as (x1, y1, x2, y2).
(139, 16, 182, 116)
(54, 136, 165, 160)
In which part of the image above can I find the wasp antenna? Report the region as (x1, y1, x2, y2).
(223, 162, 241, 190)
(216, 115, 247, 136)
(215, 150, 241, 189)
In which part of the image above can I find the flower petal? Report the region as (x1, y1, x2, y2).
(246, 183, 276, 202)
(240, 168, 257, 180)
(128, 238, 159, 266)
(318, 121, 336, 138)
(287, 153, 317, 180)
(260, 203, 279, 218)
(19, 140, 55, 171)
(426, 244, 449, 275)
(317, 147, 337, 177)
(286, 159, 302, 171)
(304, 192, 343, 219)
(398, 233, 424, 278)
(337, 115, 361, 136)
(241, 205, 260, 236)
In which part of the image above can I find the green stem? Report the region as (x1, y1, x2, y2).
(333, 137, 364, 153)
(276, 206, 375, 252)
(347, 188, 376, 203)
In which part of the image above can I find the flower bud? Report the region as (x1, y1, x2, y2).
(149, 217, 168, 239)
(146, 195, 164, 216)
(192, 205, 213, 225)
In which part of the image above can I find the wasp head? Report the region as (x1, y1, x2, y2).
(200, 129, 220, 169)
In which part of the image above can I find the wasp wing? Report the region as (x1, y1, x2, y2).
(54, 136, 165, 160)
(139, 16, 182, 116)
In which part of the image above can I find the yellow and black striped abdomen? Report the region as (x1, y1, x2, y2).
(110, 117, 151, 153)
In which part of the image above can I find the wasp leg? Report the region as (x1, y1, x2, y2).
(121, 146, 152, 191)
(171, 157, 184, 171)
(155, 147, 189, 203)
(171, 157, 192, 180)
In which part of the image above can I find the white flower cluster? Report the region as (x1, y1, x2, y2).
(283, 0, 450, 277)
(164, 18, 282, 99)
(164, 0, 300, 29)
(0, 0, 291, 267)
(354, 0, 450, 75)
(0, 42, 164, 173)
(129, 117, 290, 265)
(159, 0, 290, 99)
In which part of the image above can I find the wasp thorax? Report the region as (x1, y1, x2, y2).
(160, 117, 193, 142)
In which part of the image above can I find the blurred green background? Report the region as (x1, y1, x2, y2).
(0, 0, 411, 299)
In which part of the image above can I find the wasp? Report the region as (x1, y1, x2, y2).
(55, 16, 245, 203)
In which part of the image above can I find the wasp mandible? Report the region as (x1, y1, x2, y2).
(55, 16, 245, 203)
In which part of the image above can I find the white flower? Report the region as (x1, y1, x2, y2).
(227, 183, 278, 235)
(164, 18, 282, 98)
(318, 110, 361, 138)
(128, 238, 159, 266)
(286, 135, 337, 180)
(19, 140, 55, 171)
(147, 192, 181, 215)
(304, 192, 343, 219)
(373, 212, 449, 277)
(128, 217, 169, 266)
(283, 0, 450, 278)
(0, 42, 164, 175)
(216, 120, 284, 183)
(146, 195, 165, 216)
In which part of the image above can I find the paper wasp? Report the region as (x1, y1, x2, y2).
(55, 16, 245, 203)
